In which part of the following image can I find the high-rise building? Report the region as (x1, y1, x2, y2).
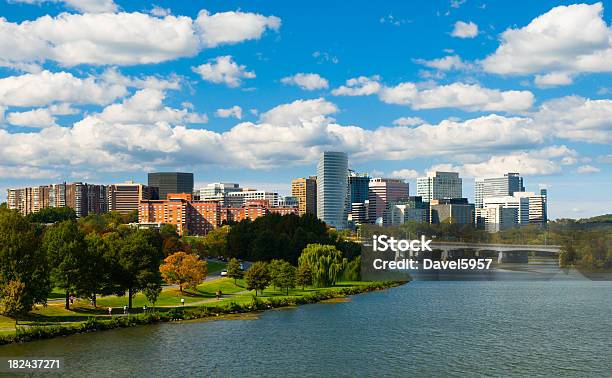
(368, 178, 409, 223)
(482, 195, 530, 225)
(291, 176, 317, 216)
(108, 181, 154, 215)
(350, 202, 368, 226)
(199, 183, 242, 205)
(514, 192, 548, 226)
(317, 151, 349, 230)
(148, 172, 194, 200)
(389, 196, 429, 225)
(430, 198, 474, 225)
(416, 171, 462, 202)
(348, 171, 370, 207)
(476, 205, 518, 233)
(475, 173, 525, 208)
(65, 183, 107, 217)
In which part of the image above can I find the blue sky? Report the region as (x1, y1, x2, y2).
(0, 0, 610, 219)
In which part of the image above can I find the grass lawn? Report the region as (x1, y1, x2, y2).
(206, 260, 226, 274)
(0, 279, 373, 334)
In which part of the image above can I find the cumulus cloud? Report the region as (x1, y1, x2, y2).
(0, 70, 126, 107)
(10, 0, 118, 13)
(0, 9, 280, 67)
(533, 96, 612, 143)
(280, 73, 329, 90)
(482, 3, 612, 79)
(429, 147, 579, 178)
(215, 106, 242, 119)
(95, 88, 207, 124)
(195, 9, 280, 48)
(332, 76, 382, 96)
(392, 117, 424, 126)
(192, 56, 255, 87)
(7, 108, 57, 128)
(390, 169, 419, 180)
(332, 76, 534, 112)
(0, 98, 549, 174)
(576, 165, 601, 173)
(379, 82, 534, 112)
(451, 21, 478, 38)
(414, 55, 473, 71)
(534, 72, 574, 88)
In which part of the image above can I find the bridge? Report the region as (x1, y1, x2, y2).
(408, 241, 562, 263)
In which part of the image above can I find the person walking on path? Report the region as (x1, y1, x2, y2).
(108, 307, 112, 316)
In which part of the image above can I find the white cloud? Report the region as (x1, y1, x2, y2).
(0, 98, 549, 174)
(95, 88, 207, 124)
(331, 76, 382, 96)
(451, 21, 478, 38)
(0, 70, 127, 107)
(534, 72, 574, 88)
(149, 5, 170, 17)
(192, 56, 255, 87)
(533, 96, 612, 143)
(390, 169, 419, 180)
(215, 106, 242, 119)
(195, 9, 280, 48)
(332, 76, 534, 112)
(10, 0, 118, 13)
(482, 3, 612, 78)
(576, 165, 601, 174)
(7, 108, 57, 128)
(0, 9, 280, 67)
(392, 117, 424, 126)
(379, 82, 534, 112)
(415, 55, 472, 71)
(281, 73, 329, 90)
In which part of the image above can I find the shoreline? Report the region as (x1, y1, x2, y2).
(0, 281, 406, 346)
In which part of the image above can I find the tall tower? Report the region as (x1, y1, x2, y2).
(416, 171, 462, 202)
(316, 152, 348, 230)
(291, 176, 317, 216)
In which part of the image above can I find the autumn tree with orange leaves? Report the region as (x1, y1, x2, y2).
(159, 252, 207, 292)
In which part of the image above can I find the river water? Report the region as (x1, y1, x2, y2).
(1, 271, 611, 377)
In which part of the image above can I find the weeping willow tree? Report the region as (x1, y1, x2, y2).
(298, 244, 346, 288)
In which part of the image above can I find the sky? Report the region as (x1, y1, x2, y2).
(0, 0, 610, 219)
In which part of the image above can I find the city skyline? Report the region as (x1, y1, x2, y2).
(0, 1, 610, 219)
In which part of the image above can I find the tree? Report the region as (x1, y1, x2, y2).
(144, 284, 162, 311)
(112, 229, 164, 309)
(227, 258, 243, 284)
(0, 210, 50, 315)
(296, 263, 312, 290)
(43, 220, 88, 310)
(298, 244, 345, 288)
(202, 225, 230, 257)
(79, 233, 114, 307)
(160, 252, 207, 293)
(1, 280, 29, 327)
(27, 206, 76, 224)
(245, 262, 270, 296)
(270, 260, 296, 295)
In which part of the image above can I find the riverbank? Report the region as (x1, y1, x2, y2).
(0, 280, 405, 345)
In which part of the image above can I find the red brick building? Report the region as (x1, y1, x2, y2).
(139, 195, 298, 236)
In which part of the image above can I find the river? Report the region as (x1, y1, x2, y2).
(1, 274, 611, 376)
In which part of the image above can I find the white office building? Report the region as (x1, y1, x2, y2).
(483, 195, 530, 225)
(226, 190, 279, 207)
(476, 205, 518, 233)
(513, 192, 547, 226)
(475, 173, 525, 208)
(416, 171, 462, 202)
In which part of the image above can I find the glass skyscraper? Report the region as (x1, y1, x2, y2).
(317, 151, 349, 230)
(148, 172, 194, 200)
